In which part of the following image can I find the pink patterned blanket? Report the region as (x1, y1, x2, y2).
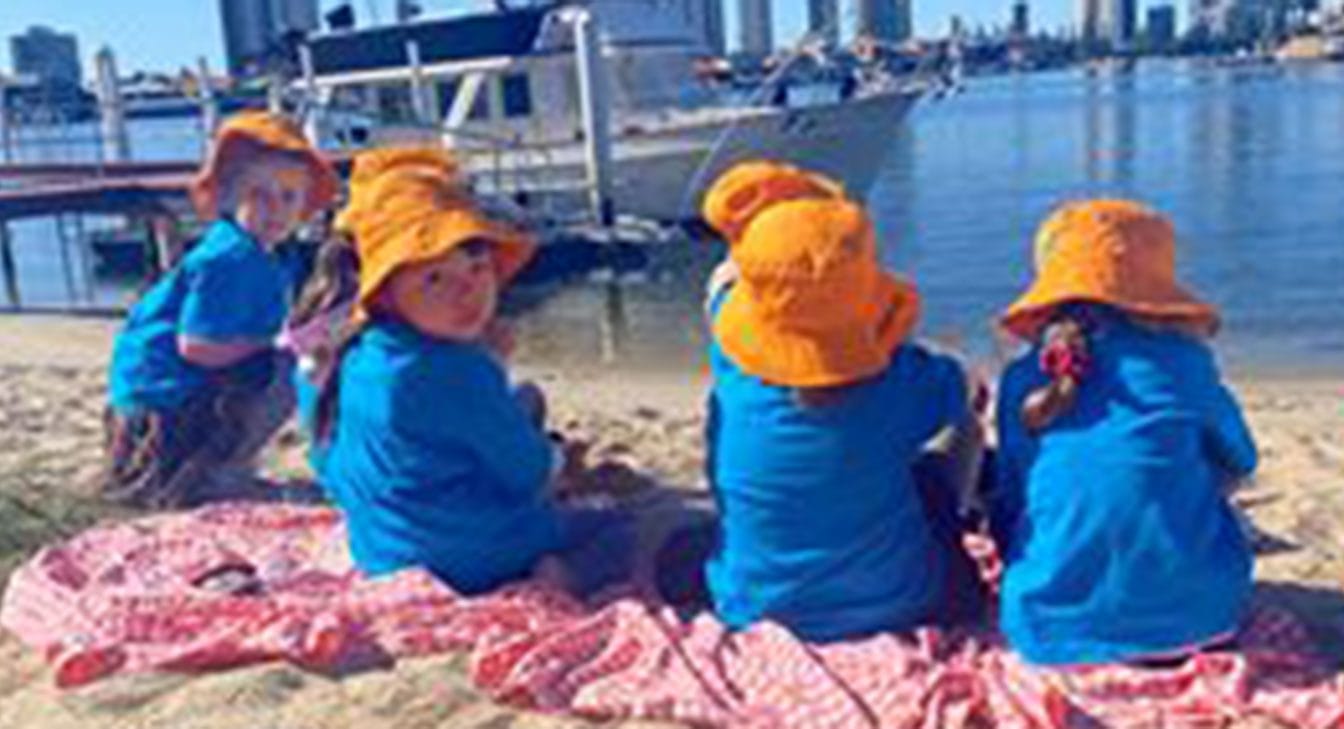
(2, 503, 1341, 728)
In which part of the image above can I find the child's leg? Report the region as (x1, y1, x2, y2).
(913, 416, 989, 625)
(544, 505, 637, 597)
(102, 406, 193, 509)
(173, 353, 297, 505)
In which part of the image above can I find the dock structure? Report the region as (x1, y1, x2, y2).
(0, 170, 193, 312)
(0, 153, 357, 312)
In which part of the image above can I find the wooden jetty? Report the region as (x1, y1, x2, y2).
(0, 164, 196, 311)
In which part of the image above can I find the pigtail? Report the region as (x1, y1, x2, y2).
(292, 235, 360, 329)
(1021, 316, 1091, 432)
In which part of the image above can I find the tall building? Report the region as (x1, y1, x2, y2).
(808, 0, 841, 47)
(10, 26, 81, 86)
(1101, 0, 1139, 48)
(858, 0, 914, 45)
(702, 0, 727, 55)
(1079, 0, 1136, 50)
(275, 0, 320, 33)
(737, 0, 773, 56)
(683, 0, 727, 55)
(1145, 4, 1177, 49)
(1011, 0, 1031, 36)
(220, 0, 321, 76)
(1188, 0, 1255, 43)
(1078, 0, 1102, 44)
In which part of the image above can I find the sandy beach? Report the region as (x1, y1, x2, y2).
(0, 313, 1340, 728)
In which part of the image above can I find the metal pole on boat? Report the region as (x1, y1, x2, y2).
(0, 76, 10, 164)
(0, 221, 20, 310)
(196, 57, 220, 138)
(572, 9, 615, 227)
(405, 39, 432, 126)
(298, 43, 321, 145)
(94, 47, 131, 163)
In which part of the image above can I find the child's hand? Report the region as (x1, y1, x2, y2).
(482, 318, 517, 361)
(705, 259, 739, 309)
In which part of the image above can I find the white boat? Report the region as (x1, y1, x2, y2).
(301, 0, 922, 222)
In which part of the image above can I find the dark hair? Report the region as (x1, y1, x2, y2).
(1021, 314, 1091, 432)
(297, 235, 363, 444)
(313, 318, 366, 443)
(292, 235, 359, 329)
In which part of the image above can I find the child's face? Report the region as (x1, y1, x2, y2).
(235, 161, 311, 247)
(384, 240, 499, 342)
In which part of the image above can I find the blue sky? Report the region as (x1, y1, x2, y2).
(0, 0, 1170, 74)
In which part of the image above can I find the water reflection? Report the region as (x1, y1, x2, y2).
(516, 63, 1344, 375)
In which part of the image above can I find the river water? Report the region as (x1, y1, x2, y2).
(5, 61, 1342, 376)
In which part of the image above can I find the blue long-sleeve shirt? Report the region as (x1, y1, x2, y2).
(705, 292, 969, 641)
(108, 219, 292, 414)
(321, 319, 561, 594)
(993, 310, 1256, 665)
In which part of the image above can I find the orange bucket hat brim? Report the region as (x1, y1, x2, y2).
(712, 198, 920, 388)
(352, 168, 535, 322)
(701, 160, 844, 244)
(190, 111, 339, 221)
(715, 270, 920, 388)
(1000, 200, 1219, 340)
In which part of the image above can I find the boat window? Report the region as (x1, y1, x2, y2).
(501, 73, 532, 118)
(468, 85, 492, 121)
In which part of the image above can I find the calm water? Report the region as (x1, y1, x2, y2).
(7, 62, 1343, 375)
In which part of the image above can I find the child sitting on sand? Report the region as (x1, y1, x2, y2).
(314, 151, 631, 597)
(281, 148, 463, 476)
(103, 111, 337, 509)
(991, 200, 1257, 665)
(699, 166, 984, 642)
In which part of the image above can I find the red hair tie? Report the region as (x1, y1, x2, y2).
(1039, 336, 1090, 380)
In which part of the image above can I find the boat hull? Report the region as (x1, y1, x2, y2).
(453, 90, 919, 222)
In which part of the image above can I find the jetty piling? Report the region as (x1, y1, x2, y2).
(406, 39, 434, 126)
(95, 48, 131, 163)
(1, 222, 19, 309)
(197, 57, 220, 138)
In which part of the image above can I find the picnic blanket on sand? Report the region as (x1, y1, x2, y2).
(3, 503, 1342, 728)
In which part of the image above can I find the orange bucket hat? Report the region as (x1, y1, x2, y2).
(333, 146, 463, 237)
(194, 111, 341, 223)
(1000, 199, 1219, 340)
(702, 160, 844, 244)
(190, 111, 339, 221)
(351, 164, 535, 322)
(713, 198, 920, 388)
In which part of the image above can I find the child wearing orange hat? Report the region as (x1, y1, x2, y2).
(312, 155, 631, 596)
(698, 185, 983, 641)
(103, 111, 338, 508)
(281, 148, 466, 477)
(992, 200, 1256, 665)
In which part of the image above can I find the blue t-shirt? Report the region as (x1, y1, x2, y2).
(993, 311, 1256, 665)
(321, 319, 562, 594)
(107, 219, 292, 413)
(705, 292, 968, 642)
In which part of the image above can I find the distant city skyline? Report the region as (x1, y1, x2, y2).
(0, 0, 1201, 74)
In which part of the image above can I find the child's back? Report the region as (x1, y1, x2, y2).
(701, 193, 976, 642)
(709, 336, 967, 640)
(995, 310, 1254, 664)
(992, 200, 1256, 665)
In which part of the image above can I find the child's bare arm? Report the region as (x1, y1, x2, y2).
(178, 336, 271, 368)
